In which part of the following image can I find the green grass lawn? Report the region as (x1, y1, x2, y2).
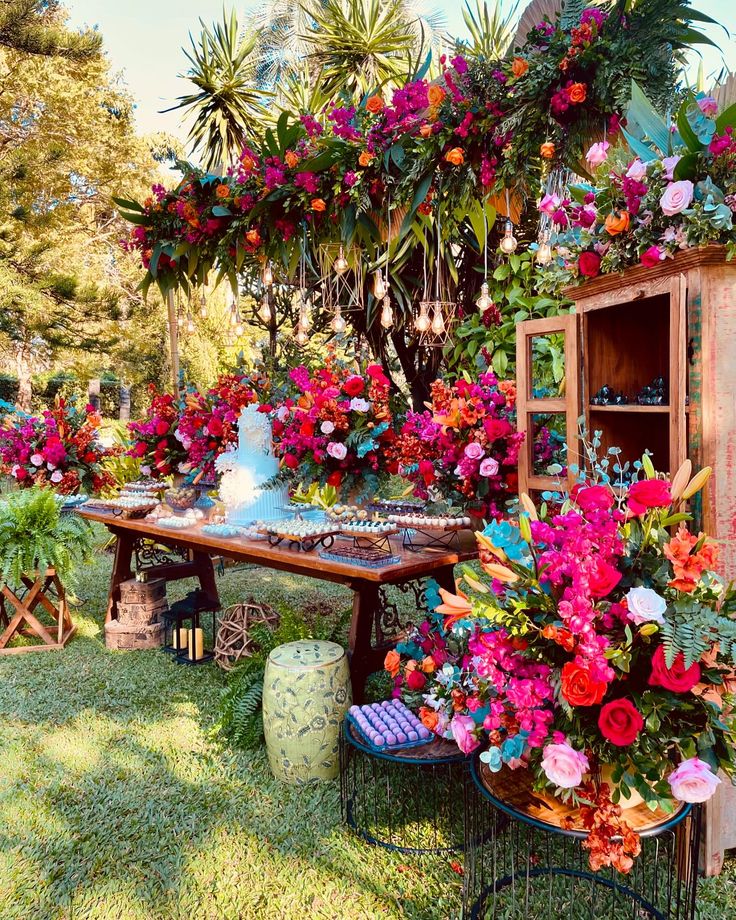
(0, 536, 734, 920)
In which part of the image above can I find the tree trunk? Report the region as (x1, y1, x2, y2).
(15, 344, 32, 412)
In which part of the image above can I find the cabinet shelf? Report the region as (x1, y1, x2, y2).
(589, 404, 670, 413)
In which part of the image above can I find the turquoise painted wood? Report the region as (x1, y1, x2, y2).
(263, 640, 352, 785)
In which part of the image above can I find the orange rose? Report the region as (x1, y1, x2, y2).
(245, 228, 261, 246)
(568, 82, 587, 104)
(540, 141, 556, 159)
(405, 659, 418, 672)
(604, 210, 630, 235)
(384, 649, 400, 677)
(366, 95, 384, 114)
(421, 655, 436, 673)
(444, 147, 465, 166)
(419, 123, 433, 138)
(428, 84, 446, 106)
(419, 706, 439, 731)
(358, 150, 374, 167)
(215, 184, 230, 199)
(311, 198, 326, 212)
(284, 150, 299, 168)
(240, 154, 257, 172)
(511, 57, 528, 78)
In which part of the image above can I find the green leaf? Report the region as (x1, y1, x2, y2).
(491, 349, 508, 377)
(677, 99, 702, 152)
(673, 153, 699, 181)
(212, 206, 232, 217)
(716, 103, 736, 134)
(112, 197, 144, 212)
(627, 80, 672, 155)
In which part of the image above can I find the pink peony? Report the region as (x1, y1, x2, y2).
(326, 441, 347, 460)
(668, 758, 721, 803)
(660, 179, 693, 215)
(625, 586, 666, 625)
(641, 245, 666, 268)
(479, 457, 499, 477)
(626, 159, 648, 181)
(450, 713, 480, 754)
(541, 741, 589, 789)
(586, 141, 610, 168)
(464, 442, 485, 461)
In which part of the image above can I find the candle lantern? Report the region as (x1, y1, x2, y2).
(162, 589, 217, 665)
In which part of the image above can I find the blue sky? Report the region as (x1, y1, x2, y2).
(65, 1, 736, 150)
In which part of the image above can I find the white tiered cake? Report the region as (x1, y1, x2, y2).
(216, 405, 289, 524)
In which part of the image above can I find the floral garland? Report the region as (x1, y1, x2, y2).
(0, 398, 116, 494)
(388, 374, 523, 517)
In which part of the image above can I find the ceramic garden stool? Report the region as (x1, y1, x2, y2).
(339, 721, 468, 854)
(462, 751, 701, 920)
(262, 640, 351, 785)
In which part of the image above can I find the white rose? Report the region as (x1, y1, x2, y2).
(625, 586, 666, 625)
(320, 420, 335, 434)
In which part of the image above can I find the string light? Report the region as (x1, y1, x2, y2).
(431, 308, 445, 336)
(333, 245, 349, 275)
(415, 302, 431, 333)
(235, 320, 244, 337)
(186, 312, 195, 334)
(476, 203, 493, 312)
(331, 308, 346, 334)
(380, 294, 394, 329)
(536, 230, 553, 266)
(258, 296, 272, 323)
(229, 304, 238, 327)
(199, 291, 208, 319)
(262, 262, 273, 287)
(499, 219, 518, 254)
(373, 269, 387, 300)
(295, 328, 309, 346)
(476, 282, 493, 312)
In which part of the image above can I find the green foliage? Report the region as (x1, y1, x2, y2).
(0, 486, 93, 588)
(0, 0, 102, 59)
(661, 598, 736, 669)
(218, 607, 340, 749)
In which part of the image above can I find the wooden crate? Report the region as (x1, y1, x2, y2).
(104, 619, 164, 651)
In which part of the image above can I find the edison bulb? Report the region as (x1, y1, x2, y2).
(258, 298, 272, 323)
(536, 241, 553, 266)
(186, 315, 195, 334)
(499, 220, 518, 255)
(332, 310, 346, 334)
(298, 310, 311, 332)
(229, 308, 238, 327)
(431, 309, 445, 335)
(199, 304, 208, 319)
(476, 282, 493, 312)
(263, 262, 273, 286)
(295, 328, 309, 346)
(334, 246, 349, 275)
(380, 295, 394, 329)
(415, 306, 431, 333)
(373, 270, 386, 300)
(235, 322, 244, 337)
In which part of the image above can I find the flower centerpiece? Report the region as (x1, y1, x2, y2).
(127, 385, 188, 479)
(550, 89, 736, 280)
(388, 457, 736, 873)
(267, 357, 396, 501)
(0, 397, 115, 494)
(390, 374, 523, 518)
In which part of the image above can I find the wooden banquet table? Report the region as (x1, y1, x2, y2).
(78, 508, 476, 701)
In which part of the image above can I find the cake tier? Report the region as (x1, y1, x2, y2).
(227, 484, 290, 525)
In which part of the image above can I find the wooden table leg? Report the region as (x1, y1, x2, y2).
(348, 582, 381, 705)
(106, 529, 135, 623)
(192, 550, 221, 609)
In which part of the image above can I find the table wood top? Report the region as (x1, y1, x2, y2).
(78, 507, 477, 585)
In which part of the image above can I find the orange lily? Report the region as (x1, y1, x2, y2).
(481, 561, 518, 584)
(435, 588, 473, 628)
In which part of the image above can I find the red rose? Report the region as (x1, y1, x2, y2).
(560, 661, 608, 706)
(156, 439, 169, 450)
(272, 420, 284, 436)
(300, 420, 315, 437)
(406, 669, 427, 691)
(483, 417, 513, 441)
(588, 558, 621, 598)
(207, 417, 223, 437)
(133, 441, 147, 457)
(573, 484, 614, 512)
(83, 452, 97, 463)
(578, 251, 601, 278)
(258, 404, 273, 413)
(627, 479, 672, 516)
(598, 698, 643, 746)
(648, 645, 701, 693)
(419, 459, 435, 485)
(283, 454, 299, 469)
(15, 467, 28, 480)
(155, 420, 169, 436)
(343, 376, 365, 397)
(366, 363, 389, 385)
(326, 470, 342, 486)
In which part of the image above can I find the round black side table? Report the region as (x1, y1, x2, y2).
(463, 752, 701, 920)
(339, 720, 468, 854)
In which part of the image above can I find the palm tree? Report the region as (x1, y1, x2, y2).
(455, 0, 521, 60)
(166, 9, 270, 171)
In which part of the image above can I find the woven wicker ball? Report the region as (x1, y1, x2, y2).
(214, 601, 280, 670)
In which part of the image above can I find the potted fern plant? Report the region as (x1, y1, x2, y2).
(0, 487, 93, 653)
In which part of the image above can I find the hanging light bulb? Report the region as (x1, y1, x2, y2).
(415, 303, 431, 333)
(235, 320, 244, 337)
(186, 312, 195, 334)
(298, 309, 311, 332)
(499, 219, 518, 255)
(380, 294, 394, 330)
(263, 262, 273, 287)
(199, 292, 208, 319)
(331, 308, 347, 334)
(258, 296, 272, 323)
(229, 304, 238, 327)
(295, 328, 309, 346)
(373, 269, 386, 300)
(334, 245, 349, 275)
(536, 231, 553, 266)
(431, 308, 445, 336)
(476, 282, 493, 313)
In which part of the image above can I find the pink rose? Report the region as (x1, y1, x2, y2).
(320, 420, 335, 434)
(479, 457, 499, 477)
(641, 245, 666, 268)
(50, 470, 63, 483)
(326, 441, 347, 460)
(660, 179, 693, 215)
(464, 442, 484, 461)
(450, 713, 480, 755)
(585, 141, 610, 168)
(661, 155, 682, 181)
(540, 741, 589, 789)
(697, 96, 718, 118)
(626, 159, 647, 181)
(539, 193, 560, 217)
(30, 453, 43, 467)
(574, 484, 614, 511)
(668, 757, 721, 803)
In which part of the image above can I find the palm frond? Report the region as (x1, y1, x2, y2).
(455, 0, 521, 60)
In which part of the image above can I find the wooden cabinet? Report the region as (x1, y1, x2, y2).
(516, 245, 736, 582)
